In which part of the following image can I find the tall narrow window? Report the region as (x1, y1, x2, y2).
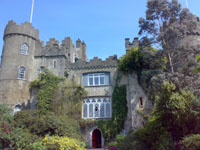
(83, 104, 88, 118)
(53, 60, 56, 69)
(21, 43, 29, 55)
(89, 104, 93, 118)
(100, 103, 104, 118)
(18, 66, 26, 79)
(106, 103, 111, 117)
(139, 97, 143, 108)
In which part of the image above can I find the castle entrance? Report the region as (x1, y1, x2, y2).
(92, 129, 102, 148)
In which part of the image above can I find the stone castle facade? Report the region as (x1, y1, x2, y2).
(0, 21, 152, 148)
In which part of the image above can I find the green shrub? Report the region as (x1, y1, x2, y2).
(0, 103, 13, 123)
(13, 110, 82, 140)
(118, 48, 145, 73)
(180, 134, 200, 150)
(116, 132, 148, 150)
(0, 127, 38, 150)
(27, 142, 46, 150)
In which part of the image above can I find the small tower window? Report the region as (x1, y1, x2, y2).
(21, 43, 29, 55)
(139, 97, 143, 108)
(18, 66, 26, 79)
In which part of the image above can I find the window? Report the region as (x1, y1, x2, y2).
(18, 66, 26, 79)
(53, 60, 56, 69)
(139, 97, 143, 108)
(21, 43, 29, 55)
(82, 72, 110, 86)
(82, 97, 112, 119)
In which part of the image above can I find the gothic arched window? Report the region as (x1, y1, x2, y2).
(21, 43, 29, 55)
(82, 97, 112, 119)
(18, 66, 26, 79)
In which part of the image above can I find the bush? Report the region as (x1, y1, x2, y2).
(13, 110, 82, 140)
(0, 103, 13, 123)
(27, 142, 46, 150)
(108, 134, 126, 150)
(0, 127, 38, 150)
(118, 48, 145, 73)
(116, 132, 148, 150)
(180, 134, 200, 150)
(42, 135, 86, 150)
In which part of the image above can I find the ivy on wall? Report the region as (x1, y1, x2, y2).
(97, 83, 127, 141)
(29, 69, 64, 114)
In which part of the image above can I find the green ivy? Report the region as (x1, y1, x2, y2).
(118, 48, 145, 73)
(97, 84, 127, 141)
(30, 69, 64, 114)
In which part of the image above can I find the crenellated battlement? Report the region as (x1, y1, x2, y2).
(67, 55, 118, 70)
(4, 20, 39, 41)
(125, 37, 139, 51)
(46, 38, 60, 48)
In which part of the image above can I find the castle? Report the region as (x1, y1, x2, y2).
(0, 21, 152, 148)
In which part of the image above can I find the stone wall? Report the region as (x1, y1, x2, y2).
(121, 73, 153, 134)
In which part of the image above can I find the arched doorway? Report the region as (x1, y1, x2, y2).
(13, 104, 21, 115)
(92, 129, 102, 148)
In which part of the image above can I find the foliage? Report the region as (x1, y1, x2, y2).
(194, 55, 200, 73)
(117, 81, 200, 150)
(79, 119, 96, 129)
(118, 48, 145, 73)
(155, 81, 197, 141)
(116, 132, 148, 150)
(98, 84, 127, 141)
(30, 69, 64, 114)
(0, 103, 13, 123)
(28, 142, 46, 150)
(0, 127, 38, 150)
(108, 134, 126, 150)
(52, 78, 87, 119)
(180, 134, 200, 150)
(118, 47, 165, 91)
(134, 116, 175, 150)
(13, 110, 82, 140)
(138, 0, 198, 73)
(42, 135, 86, 150)
(0, 103, 38, 150)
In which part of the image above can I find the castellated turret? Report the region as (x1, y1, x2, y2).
(0, 21, 39, 108)
(125, 37, 139, 52)
(177, 17, 200, 50)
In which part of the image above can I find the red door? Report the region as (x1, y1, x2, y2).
(92, 129, 102, 148)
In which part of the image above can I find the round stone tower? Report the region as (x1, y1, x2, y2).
(0, 21, 39, 108)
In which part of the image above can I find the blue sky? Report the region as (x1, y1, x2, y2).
(0, 0, 200, 61)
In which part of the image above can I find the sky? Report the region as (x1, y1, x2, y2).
(0, 0, 200, 61)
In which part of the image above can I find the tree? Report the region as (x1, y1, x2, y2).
(139, 0, 197, 73)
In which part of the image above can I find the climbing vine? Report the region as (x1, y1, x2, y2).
(97, 82, 127, 141)
(30, 69, 64, 114)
